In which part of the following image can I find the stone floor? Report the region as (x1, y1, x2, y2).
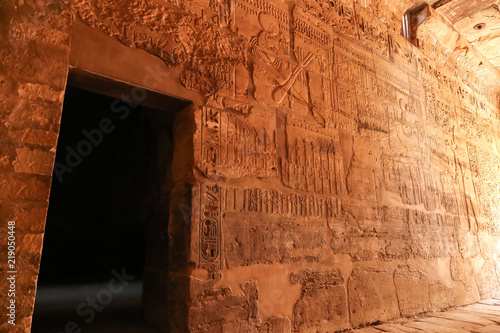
(31, 280, 160, 333)
(353, 298, 500, 332)
(32, 284, 500, 333)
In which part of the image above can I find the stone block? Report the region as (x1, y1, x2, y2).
(349, 267, 400, 327)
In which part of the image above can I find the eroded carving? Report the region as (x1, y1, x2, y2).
(223, 187, 341, 219)
(200, 107, 278, 179)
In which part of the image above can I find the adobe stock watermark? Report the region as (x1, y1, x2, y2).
(6, 220, 17, 326)
(50, 268, 135, 333)
(53, 97, 138, 183)
(54, 65, 170, 183)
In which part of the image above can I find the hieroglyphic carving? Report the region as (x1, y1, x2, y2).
(432, 97, 456, 133)
(387, 97, 427, 154)
(417, 57, 456, 96)
(208, 0, 232, 28)
(333, 35, 373, 132)
(129, 25, 187, 66)
(372, 51, 424, 152)
(248, 3, 336, 126)
(199, 183, 222, 277)
(285, 115, 338, 138)
(281, 115, 342, 195)
(240, 0, 309, 111)
(293, 7, 333, 52)
(376, 79, 398, 106)
(477, 95, 498, 121)
(71, 0, 247, 98)
(335, 82, 358, 132)
(424, 83, 436, 122)
(234, 0, 289, 44)
(467, 143, 500, 220)
(439, 173, 460, 216)
(428, 131, 451, 168)
(476, 116, 494, 146)
(374, 53, 411, 97)
(280, 137, 339, 195)
(388, 30, 417, 70)
(407, 209, 460, 258)
(407, 209, 461, 229)
(182, 60, 250, 102)
(185, 0, 225, 26)
(358, 98, 389, 142)
(457, 106, 496, 147)
(201, 107, 221, 173)
(250, 11, 289, 67)
(222, 187, 341, 219)
(164, 0, 186, 8)
(354, 5, 389, 57)
(14, 0, 500, 328)
(270, 48, 317, 112)
(200, 107, 278, 179)
(302, 0, 356, 37)
(382, 155, 439, 211)
(336, 53, 366, 88)
(416, 22, 452, 76)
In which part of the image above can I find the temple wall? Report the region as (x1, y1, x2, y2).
(1, 0, 500, 332)
(0, 1, 72, 331)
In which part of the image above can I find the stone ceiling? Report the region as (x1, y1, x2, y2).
(356, 0, 499, 98)
(433, 0, 500, 70)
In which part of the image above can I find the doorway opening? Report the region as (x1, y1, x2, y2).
(31, 70, 190, 333)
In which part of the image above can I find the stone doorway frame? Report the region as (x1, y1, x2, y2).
(33, 65, 193, 332)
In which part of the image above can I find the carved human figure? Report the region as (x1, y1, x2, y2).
(251, 12, 288, 67)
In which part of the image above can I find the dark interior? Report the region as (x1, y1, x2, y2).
(39, 86, 155, 284)
(31, 78, 188, 332)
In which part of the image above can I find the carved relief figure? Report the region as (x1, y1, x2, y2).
(251, 11, 289, 67)
(272, 50, 319, 105)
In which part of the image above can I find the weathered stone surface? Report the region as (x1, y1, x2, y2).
(450, 257, 477, 293)
(293, 284, 348, 331)
(474, 259, 500, 299)
(291, 269, 348, 331)
(349, 268, 401, 326)
(290, 269, 345, 286)
(2, 0, 500, 331)
(189, 284, 257, 329)
(10, 128, 58, 147)
(224, 221, 325, 267)
(12, 148, 54, 176)
(0, 175, 51, 201)
(13, 100, 62, 130)
(429, 283, 457, 311)
(0, 1, 70, 331)
(21, 233, 45, 254)
(394, 265, 432, 316)
(264, 316, 292, 333)
(17, 83, 64, 103)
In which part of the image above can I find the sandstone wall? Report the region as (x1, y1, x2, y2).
(0, 1, 72, 332)
(1, 0, 500, 332)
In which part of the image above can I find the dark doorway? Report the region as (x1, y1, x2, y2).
(32, 71, 190, 333)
